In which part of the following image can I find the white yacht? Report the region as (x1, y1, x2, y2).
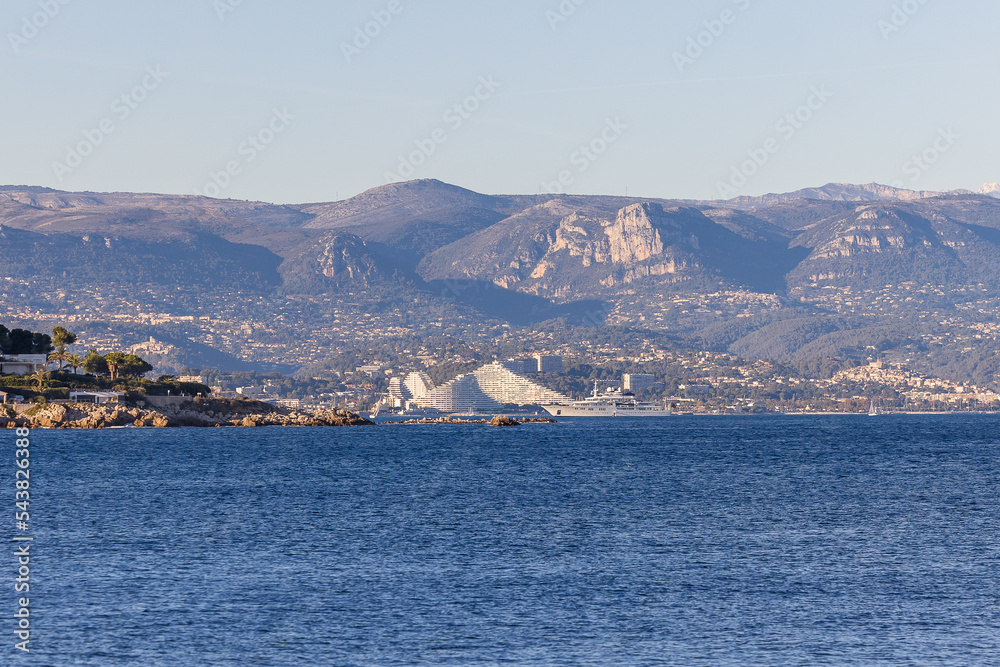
(542, 382, 674, 417)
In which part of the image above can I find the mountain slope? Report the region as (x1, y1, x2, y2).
(419, 201, 803, 298)
(0, 187, 311, 251)
(4, 180, 1000, 380)
(787, 200, 1000, 291)
(717, 182, 974, 210)
(0, 224, 282, 289)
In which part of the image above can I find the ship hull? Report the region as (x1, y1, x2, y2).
(542, 405, 673, 417)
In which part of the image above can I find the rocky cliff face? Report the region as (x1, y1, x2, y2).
(785, 201, 1000, 289)
(279, 231, 414, 292)
(520, 204, 683, 291)
(419, 200, 798, 298)
(800, 207, 933, 260)
(602, 203, 666, 264)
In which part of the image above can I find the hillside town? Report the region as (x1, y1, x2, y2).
(4, 323, 997, 416)
(6, 276, 1000, 398)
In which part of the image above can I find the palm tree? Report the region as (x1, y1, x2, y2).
(32, 369, 50, 392)
(48, 350, 68, 372)
(67, 354, 84, 375)
(50, 327, 77, 371)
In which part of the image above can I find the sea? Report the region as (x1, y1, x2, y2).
(22, 416, 1000, 665)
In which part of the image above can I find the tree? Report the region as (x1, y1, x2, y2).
(103, 353, 128, 381)
(48, 350, 69, 371)
(31, 370, 49, 391)
(31, 333, 54, 355)
(103, 353, 153, 380)
(8, 330, 34, 355)
(52, 326, 77, 349)
(50, 327, 78, 370)
(0, 327, 53, 355)
(83, 350, 109, 376)
(120, 355, 154, 379)
(67, 354, 84, 375)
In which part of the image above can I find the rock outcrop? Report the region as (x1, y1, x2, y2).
(0, 399, 373, 430)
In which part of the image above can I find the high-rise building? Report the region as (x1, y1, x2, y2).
(534, 354, 564, 373)
(387, 377, 409, 407)
(501, 358, 534, 374)
(623, 374, 656, 392)
(473, 362, 572, 405)
(411, 362, 572, 412)
(419, 374, 502, 412)
(403, 372, 435, 399)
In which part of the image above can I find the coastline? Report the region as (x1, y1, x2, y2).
(1, 398, 374, 429)
(5, 401, 994, 430)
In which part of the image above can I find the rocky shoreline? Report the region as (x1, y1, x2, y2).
(1, 399, 374, 430)
(0, 400, 564, 430)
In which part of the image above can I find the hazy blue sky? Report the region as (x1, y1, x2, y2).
(3, 0, 997, 203)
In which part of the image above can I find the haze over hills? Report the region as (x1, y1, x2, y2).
(3, 179, 1000, 385)
(715, 182, 978, 210)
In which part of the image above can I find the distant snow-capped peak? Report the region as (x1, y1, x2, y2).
(978, 183, 1000, 197)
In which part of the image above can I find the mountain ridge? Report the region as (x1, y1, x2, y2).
(4, 179, 1000, 382)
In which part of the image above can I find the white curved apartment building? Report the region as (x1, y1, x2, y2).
(413, 362, 571, 413)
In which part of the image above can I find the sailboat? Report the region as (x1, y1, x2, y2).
(868, 399, 878, 416)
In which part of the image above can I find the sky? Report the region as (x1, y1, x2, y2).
(2, 0, 998, 204)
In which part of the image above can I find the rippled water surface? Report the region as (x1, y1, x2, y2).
(27, 416, 1000, 665)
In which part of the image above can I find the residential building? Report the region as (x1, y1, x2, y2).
(420, 374, 502, 413)
(623, 373, 656, 392)
(534, 354, 564, 373)
(501, 358, 535, 374)
(69, 391, 124, 405)
(403, 372, 435, 399)
(0, 354, 48, 376)
(473, 362, 572, 405)
(412, 362, 572, 412)
(387, 377, 409, 407)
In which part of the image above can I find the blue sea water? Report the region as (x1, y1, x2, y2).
(20, 416, 1000, 665)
